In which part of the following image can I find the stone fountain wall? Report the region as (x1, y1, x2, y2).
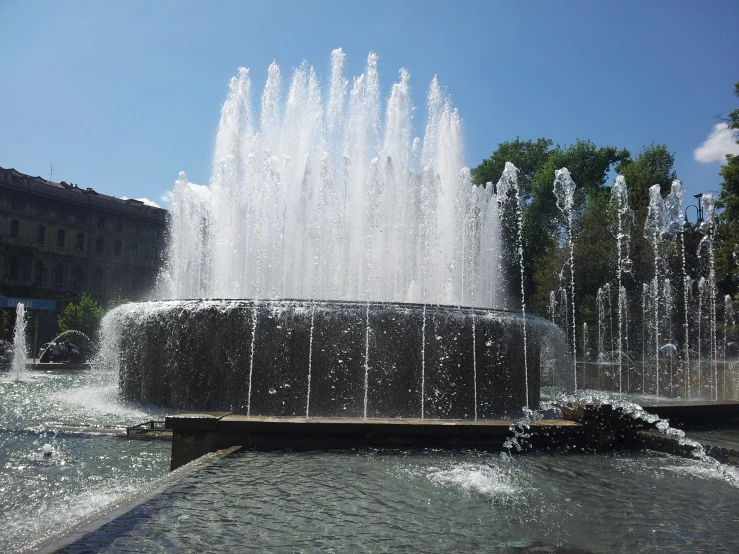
(113, 300, 566, 419)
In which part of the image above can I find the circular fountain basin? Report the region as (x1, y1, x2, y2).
(108, 299, 568, 419)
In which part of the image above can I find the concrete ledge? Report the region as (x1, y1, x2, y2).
(165, 412, 584, 470)
(166, 412, 232, 432)
(0, 363, 91, 371)
(640, 401, 739, 427)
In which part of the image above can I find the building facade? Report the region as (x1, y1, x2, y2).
(0, 166, 167, 341)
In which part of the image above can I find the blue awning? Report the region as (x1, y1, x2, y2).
(0, 297, 57, 311)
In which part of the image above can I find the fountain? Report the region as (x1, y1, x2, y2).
(5, 50, 739, 554)
(103, 50, 568, 418)
(11, 302, 27, 381)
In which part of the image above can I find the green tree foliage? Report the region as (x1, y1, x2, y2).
(0, 308, 9, 341)
(473, 138, 629, 317)
(609, 144, 679, 287)
(715, 81, 739, 297)
(472, 137, 553, 197)
(615, 143, 677, 212)
(718, 82, 739, 225)
(107, 294, 129, 311)
(472, 137, 684, 354)
(58, 293, 105, 339)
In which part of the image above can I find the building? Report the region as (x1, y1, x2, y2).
(0, 166, 167, 342)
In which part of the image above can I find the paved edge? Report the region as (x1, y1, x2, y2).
(29, 445, 242, 554)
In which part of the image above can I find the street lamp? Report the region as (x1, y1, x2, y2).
(685, 192, 704, 225)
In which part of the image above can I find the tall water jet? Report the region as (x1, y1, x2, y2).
(11, 303, 27, 381)
(664, 180, 686, 398)
(554, 168, 577, 384)
(642, 283, 649, 393)
(670, 180, 691, 397)
(611, 175, 631, 392)
(549, 291, 557, 324)
(685, 276, 694, 397)
(645, 185, 665, 395)
(664, 278, 674, 394)
(698, 276, 706, 396)
(619, 285, 629, 391)
(724, 294, 734, 400)
(596, 284, 612, 362)
(698, 194, 717, 400)
(496, 162, 530, 405)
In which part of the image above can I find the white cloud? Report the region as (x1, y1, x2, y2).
(158, 181, 210, 208)
(120, 195, 161, 208)
(694, 123, 739, 163)
(135, 197, 161, 208)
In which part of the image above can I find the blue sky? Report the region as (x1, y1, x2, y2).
(1, 0, 737, 208)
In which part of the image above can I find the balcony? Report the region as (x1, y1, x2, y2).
(1, 276, 33, 287)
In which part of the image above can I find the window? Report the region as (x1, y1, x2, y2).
(52, 263, 64, 289)
(110, 274, 120, 295)
(10, 220, 19, 238)
(76, 233, 85, 252)
(132, 223, 139, 235)
(148, 227, 159, 238)
(96, 237, 104, 255)
(72, 266, 84, 292)
(79, 212, 87, 223)
(56, 229, 66, 248)
(93, 269, 103, 293)
(97, 216, 105, 229)
(131, 243, 138, 261)
(148, 246, 158, 262)
(33, 261, 44, 286)
(114, 240, 122, 257)
(8, 256, 19, 279)
(36, 225, 46, 245)
(115, 220, 123, 232)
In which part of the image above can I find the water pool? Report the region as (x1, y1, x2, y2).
(57, 448, 739, 553)
(0, 371, 170, 552)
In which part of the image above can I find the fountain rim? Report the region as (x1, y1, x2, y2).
(120, 298, 546, 320)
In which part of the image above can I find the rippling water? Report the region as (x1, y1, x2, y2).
(60, 449, 739, 553)
(0, 371, 170, 552)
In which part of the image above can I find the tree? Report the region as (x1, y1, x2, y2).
(58, 293, 105, 339)
(474, 139, 628, 305)
(472, 137, 553, 197)
(0, 308, 8, 341)
(107, 294, 129, 311)
(715, 81, 739, 297)
(615, 143, 677, 212)
(718, 82, 739, 224)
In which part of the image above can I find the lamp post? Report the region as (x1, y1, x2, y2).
(685, 192, 705, 225)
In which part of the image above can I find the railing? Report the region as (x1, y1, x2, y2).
(1, 276, 32, 286)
